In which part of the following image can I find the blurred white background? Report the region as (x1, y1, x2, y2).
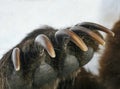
(0, 0, 118, 74)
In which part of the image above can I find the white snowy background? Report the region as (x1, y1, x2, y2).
(0, 0, 118, 74)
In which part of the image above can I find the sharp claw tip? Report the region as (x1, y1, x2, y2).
(101, 42, 106, 46)
(50, 53, 56, 58)
(83, 47, 88, 52)
(16, 67, 20, 71)
(49, 51, 56, 58)
(112, 32, 115, 37)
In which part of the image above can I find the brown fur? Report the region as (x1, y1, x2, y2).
(0, 22, 119, 89)
(57, 21, 120, 89)
(99, 20, 120, 89)
(0, 27, 57, 89)
(58, 68, 104, 89)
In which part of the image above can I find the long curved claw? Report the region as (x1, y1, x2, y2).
(80, 22, 115, 37)
(71, 26, 105, 45)
(55, 30, 88, 51)
(35, 34, 56, 58)
(12, 47, 20, 71)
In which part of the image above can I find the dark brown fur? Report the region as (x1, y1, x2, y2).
(0, 22, 119, 89)
(0, 26, 57, 89)
(0, 24, 100, 89)
(57, 21, 120, 89)
(99, 20, 120, 89)
(57, 68, 104, 89)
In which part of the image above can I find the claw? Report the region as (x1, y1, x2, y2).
(35, 34, 56, 58)
(55, 30, 88, 51)
(71, 26, 105, 45)
(80, 22, 115, 37)
(12, 47, 20, 71)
